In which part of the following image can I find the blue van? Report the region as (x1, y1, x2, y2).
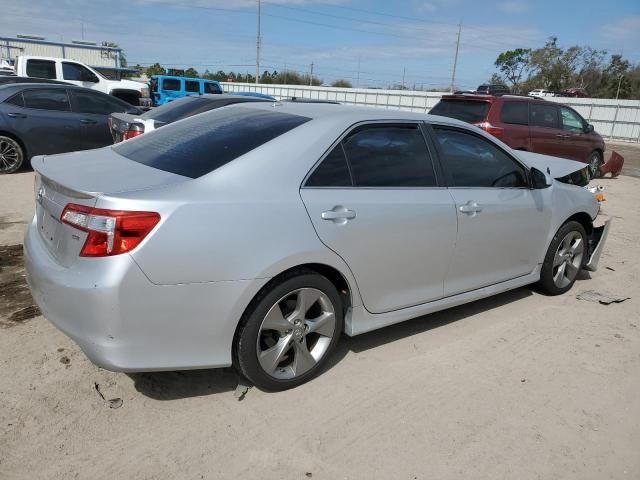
(150, 75, 222, 106)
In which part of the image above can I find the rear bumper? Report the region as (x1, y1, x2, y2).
(584, 218, 611, 272)
(24, 217, 267, 371)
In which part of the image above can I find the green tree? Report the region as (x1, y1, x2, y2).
(144, 63, 166, 76)
(331, 79, 352, 88)
(494, 48, 531, 91)
(102, 41, 127, 67)
(184, 67, 199, 78)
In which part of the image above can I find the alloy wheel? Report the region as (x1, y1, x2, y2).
(552, 231, 584, 288)
(257, 287, 336, 380)
(0, 138, 21, 173)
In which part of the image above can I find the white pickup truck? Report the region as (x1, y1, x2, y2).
(13, 55, 150, 106)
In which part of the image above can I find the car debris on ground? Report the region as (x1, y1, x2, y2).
(576, 290, 630, 305)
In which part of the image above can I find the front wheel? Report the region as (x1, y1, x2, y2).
(0, 136, 25, 174)
(234, 271, 343, 391)
(587, 151, 603, 179)
(537, 221, 587, 295)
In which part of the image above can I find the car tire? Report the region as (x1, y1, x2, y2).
(234, 270, 343, 391)
(0, 136, 25, 174)
(587, 151, 603, 179)
(537, 221, 587, 295)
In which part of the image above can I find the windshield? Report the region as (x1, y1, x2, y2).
(430, 100, 491, 123)
(114, 108, 310, 178)
(140, 96, 213, 123)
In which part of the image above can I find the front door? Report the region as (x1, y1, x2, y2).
(558, 106, 592, 162)
(430, 125, 551, 296)
(300, 123, 457, 314)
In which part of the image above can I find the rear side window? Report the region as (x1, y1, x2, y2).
(306, 145, 352, 187)
(530, 104, 559, 128)
(22, 89, 71, 111)
(430, 100, 490, 123)
(71, 90, 128, 115)
(26, 59, 56, 79)
(185, 81, 200, 93)
(204, 82, 221, 94)
(342, 125, 437, 187)
(500, 101, 528, 125)
(114, 108, 310, 178)
(162, 79, 181, 91)
(5, 93, 25, 107)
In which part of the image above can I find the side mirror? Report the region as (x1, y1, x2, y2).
(584, 124, 594, 134)
(531, 167, 552, 189)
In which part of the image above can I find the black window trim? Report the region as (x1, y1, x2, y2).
(425, 122, 532, 190)
(19, 87, 72, 112)
(301, 119, 445, 190)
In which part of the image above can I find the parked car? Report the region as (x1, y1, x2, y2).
(150, 75, 223, 105)
(13, 55, 151, 106)
(109, 94, 274, 142)
(25, 103, 609, 390)
(430, 93, 605, 176)
(0, 76, 71, 87)
(558, 88, 588, 98)
(476, 84, 510, 95)
(528, 89, 555, 97)
(0, 83, 141, 174)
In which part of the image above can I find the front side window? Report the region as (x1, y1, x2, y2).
(500, 101, 528, 125)
(162, 79, 181, 91)
(529, 104, 559, 129)
(560, 107, 585, 132)
(342, 125, 437, 187)
(22, 89, 71, 111)
(185, 80, 200, 93)
(114, 108, 310, 178)
(306, 145, 352, 187)
(71, 90, 128, 115)
(433, 127, 527, 188)
(62, 62, 97, 82)
(26, 59, 56, 79)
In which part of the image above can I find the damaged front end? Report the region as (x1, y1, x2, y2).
(583, 218, 611, 272)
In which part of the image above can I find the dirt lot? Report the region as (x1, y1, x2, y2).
(1, 149, 639, 479)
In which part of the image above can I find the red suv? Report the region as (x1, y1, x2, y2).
(430, 94, 605, 176)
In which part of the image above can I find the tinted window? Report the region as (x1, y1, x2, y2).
(204, 82, 221, 94)
(23, 89, 71, 111)
(162, 79, 181, 91)
(430, 100, 490, 123)
(306, 145, 352, 187)
(530, 104, 559, 128)
(71, 90, 128, 115)
(5, 93, 25, 107)
(185, 80, 200, 93)
(560, 107, 584, 132)
(62, 62, 97, 82)
(500, 101, 528, 125)
(342, 125, 437, 187)
(26, 60, 56, 79)
(433, 127, 527, 188)
(114, 108, 310, 178)
(142, 97, 224, 123)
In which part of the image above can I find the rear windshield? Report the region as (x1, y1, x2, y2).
(430, 100, 490, 123)
(114, 108, 310, 178)
(141, 96, 217, 123)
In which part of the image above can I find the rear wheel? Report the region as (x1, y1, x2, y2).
(0, 136, 24, 174)
(234, 271, 343, 391)
(538, 221, 587, 295)
(587, 150, 603, 179)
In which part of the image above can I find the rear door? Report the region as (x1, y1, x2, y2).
(497, 100, 530, 150)
(19, 88, 84, 156)
(70, 89, 130, 149)
(528, 102, 565, 156)
(300, 122, 457, 314)
(430, 125, 551, 296)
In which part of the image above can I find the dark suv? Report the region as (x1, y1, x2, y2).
(430, 93, 605, 176)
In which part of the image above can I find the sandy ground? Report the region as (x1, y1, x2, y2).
(1, 164, 639, 479)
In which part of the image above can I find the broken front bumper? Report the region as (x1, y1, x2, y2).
(583, 218, 611, 272)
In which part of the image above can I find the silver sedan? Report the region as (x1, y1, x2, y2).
(24, 103, 610, 390)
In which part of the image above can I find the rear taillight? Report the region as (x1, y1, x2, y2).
(122, 127, 144, 141)
(475, 121, 504, 137)
(61, 204, 160, 257)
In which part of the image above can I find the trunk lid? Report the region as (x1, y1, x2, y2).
(31, 148, 186, 266)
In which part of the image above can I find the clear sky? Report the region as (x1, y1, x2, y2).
(2, 0, 639, 90)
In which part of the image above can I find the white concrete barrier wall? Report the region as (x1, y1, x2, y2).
(221, 82, 640, 143)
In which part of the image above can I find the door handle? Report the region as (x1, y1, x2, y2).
(79, 119, 97, 124)
(7, 112, 27, 118)
(555, 134, 570, 139)
(321, 206, 356, 224)
(459, 201, 482, 215)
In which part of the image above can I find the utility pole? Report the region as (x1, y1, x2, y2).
(255, 0, 261, 84)
(309, 62, 314, 86)
(450, 21, 461, 92)
(402, 66, 406, 89)
(356, 56, 361, 88)
(615, 74, 623, 100)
